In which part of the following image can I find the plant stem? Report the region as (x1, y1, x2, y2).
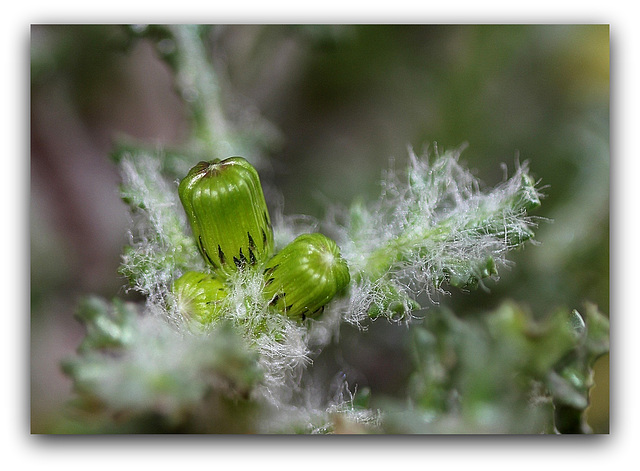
(169, 25, 229, 155)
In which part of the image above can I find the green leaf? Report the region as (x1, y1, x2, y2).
(73, 296, 137, 353)
(62, 298, 263, 431)
(400, 301, 609, 433)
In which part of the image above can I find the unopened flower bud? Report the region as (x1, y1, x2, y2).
(179, 157, 274, 278)
(171, 271, 228, 325)
(263, 233, 350, 321)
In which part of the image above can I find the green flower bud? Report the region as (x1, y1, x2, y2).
(171, 271, 228, 325)
(179, 157, 274, 278)
(263, 233, 350, 321)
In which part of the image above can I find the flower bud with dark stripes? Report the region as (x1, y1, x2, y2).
(179, 157, 274, 278)
(171, 271, 228, 325)
(263, 233, 350, 321)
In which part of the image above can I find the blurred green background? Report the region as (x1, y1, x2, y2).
(30, 24, 609, 433)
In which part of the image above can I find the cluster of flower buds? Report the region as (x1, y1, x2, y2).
(172, 157, 350, 325)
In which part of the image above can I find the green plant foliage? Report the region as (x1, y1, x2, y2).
(114, 147, 205, 309)
(338, 148, 542, 323)
(52, 25, 608, 434)
(383, 302, 609, 433)
(60, 143, 556, 433)
(61, 297, 263, 433)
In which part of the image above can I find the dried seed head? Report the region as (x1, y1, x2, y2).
(263, 233, 350, 321)
(178, 157, 274, 278)
(171, 271, 228, 325)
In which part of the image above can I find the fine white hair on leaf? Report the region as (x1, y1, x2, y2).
(118, 152, 204, 321)
(218, 269, 314, 406)
(332, 145, 542, 325)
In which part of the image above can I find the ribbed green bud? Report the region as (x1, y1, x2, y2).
(171, 271, 228, 325)
(263, 233, 350, 321)
(179, 157, 274, 278)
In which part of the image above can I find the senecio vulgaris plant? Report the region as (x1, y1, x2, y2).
(172, 156, 350, 329)
(60, 25, 608, 434)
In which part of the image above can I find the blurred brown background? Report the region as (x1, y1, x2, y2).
(30, 25, 609, 432)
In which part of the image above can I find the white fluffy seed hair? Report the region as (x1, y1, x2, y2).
(119, 152, 203, 314)
(329, 145, 541, 327)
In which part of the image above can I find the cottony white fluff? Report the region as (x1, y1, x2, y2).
(119, 151, 204, 324)
(329, 145, 541, 326)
